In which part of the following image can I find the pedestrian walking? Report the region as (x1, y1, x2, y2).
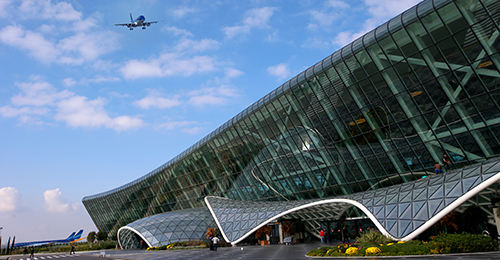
(70, 243, 75, 255)
(30, 247, 34, 259)
(209, 236, 214, 251)
(212, 236, 220, 251)
(320, 229, 325, 244)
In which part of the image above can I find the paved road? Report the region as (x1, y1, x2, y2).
(2, 243, 500, 260)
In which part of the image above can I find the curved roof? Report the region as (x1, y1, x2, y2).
(117, 207, 216, 249)
(206, 157, 500, 245)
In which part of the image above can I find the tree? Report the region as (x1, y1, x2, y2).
(87, 231, 96, 246)
(96, 231, 108, 242)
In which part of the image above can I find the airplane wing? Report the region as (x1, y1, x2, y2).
(114, 23, 132, 27)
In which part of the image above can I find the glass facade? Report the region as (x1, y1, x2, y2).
(83, 0, 500, 247)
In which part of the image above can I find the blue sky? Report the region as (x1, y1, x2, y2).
(0, 0, 422, 243)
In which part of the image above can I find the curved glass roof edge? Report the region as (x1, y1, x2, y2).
(82, 0, 431, 202)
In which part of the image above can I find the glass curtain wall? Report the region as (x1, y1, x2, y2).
(83, 0, 500, 238)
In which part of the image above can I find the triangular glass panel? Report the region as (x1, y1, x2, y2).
(398, 220, 412, 238)
(412, 188, 425, 200)
(429, 186, 444, 199)
(386, 194, 399, 204)
(387, 220, 398, 236)
(398, 191, 411, 203)
(481, 172, 496, 182)
(444, 198, 457, 207)
(447, 181, 464, 197)
(444, 172, 461, 182)
(462, 166, 480, 178)
(362, 198, 374, 206)
(399, 203, 412, 220)
(428, 199, 444, 216)
(387, 205, 399, 220)
(413, 202, 428, 221)
(444, 181, 460, 196)
(374, 196, 386, 206)
(462, 176, 479, 191)
(373, 206, 384, 216)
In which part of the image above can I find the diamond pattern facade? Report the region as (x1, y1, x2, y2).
(83, 0, 500, 248)
(206, 158, 500, 243)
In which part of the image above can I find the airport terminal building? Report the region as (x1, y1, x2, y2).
(83, 0, 500, 249)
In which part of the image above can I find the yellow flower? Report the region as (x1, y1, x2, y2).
(345, 247, 358, 254)
(397, 241, 405, 244)
(365, 247, 381, 254)
(379, 244, 384, 246)
(387, 243, 394, 246)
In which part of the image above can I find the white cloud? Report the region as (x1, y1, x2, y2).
(0, 25, 119, 65)
(174, 38, 221, 53)
(267, 63, 291, 82)
(0, 25, 60, 62)
(165, 26, 194, 38)
(326, 0, 350, 8)
(187, 85, 239, 106)
(19, 0, 82, 21)
(223, 7, 277, 39)
(183, 127, 202, 134)
(121, 53, 217, 80)
(12, 81, 72, 107)
(333, 0, 421, 46)
(1, 77, 145, 132)
(157, 120, 198, 130)
(55, 96, 145, 132)
(134, 94, 182, 109)
(0, 105, 49, 118)
(0, 187, 21, 212)
(62, 76, 120, 87)
(172, 6, 197, 18)
(43, 188, 78, 213)
(224, 68, 244, 79)
(0, 0, 12, 17)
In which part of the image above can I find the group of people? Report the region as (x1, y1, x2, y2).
(208, 236, 220, 251)
(320, 227, 352, 244)
(434, 154, 451, 174)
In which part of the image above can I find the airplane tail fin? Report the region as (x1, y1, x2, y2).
(66, 232, 76, 240)
(130, 13, 134, 23)
(72, 230, 84, 240)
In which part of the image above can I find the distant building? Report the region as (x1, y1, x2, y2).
(83, 0, 500, 249)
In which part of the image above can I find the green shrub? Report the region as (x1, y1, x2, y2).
(306, 249, 326, 256)
(430, 233, 497, 253)
(356, 230, 393, 245)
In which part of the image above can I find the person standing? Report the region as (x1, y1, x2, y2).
(30, 247, 34, 259)
(209, 236, 213, 251)
(320, 229, 325, 244)
(342, 227, 349, 243)
(442, 154, 451, 172)
(434, 162, 443, 174)
(212, 236, 220, 251)
(70, 243, 75, 255)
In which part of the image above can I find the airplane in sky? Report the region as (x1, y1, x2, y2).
(13, 230, 84, 248)
(114, 13, 160, 30)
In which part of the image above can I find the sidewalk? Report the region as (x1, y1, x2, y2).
(79, 242, 322, 260)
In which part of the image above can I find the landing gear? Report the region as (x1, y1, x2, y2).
(130, 28, 133, 30)
(142, 27, 146, 30)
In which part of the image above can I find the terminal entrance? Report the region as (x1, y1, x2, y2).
(321, 217, 375, 243)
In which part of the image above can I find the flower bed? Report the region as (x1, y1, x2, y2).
(306, 232, 498, 257)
